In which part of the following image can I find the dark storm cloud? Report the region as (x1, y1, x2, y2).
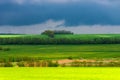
(0, 0, 120, 26)
(0, 20, 120, 34)
(0, 0, 120, 34)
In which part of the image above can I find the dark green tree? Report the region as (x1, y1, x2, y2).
(41, 30, 54, 38)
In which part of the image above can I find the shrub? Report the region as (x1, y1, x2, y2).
(48, 61, 59, 67)
(3, 48, 10, 51)
(68, 56, 73, 60)
(0, 47, 3, 50)
(54, 30, 74, 34)
(17, 62, 25, 67)
(4, 62, 13, 67)
(17, 61, 59, 67)
(41, 30, 54, 38)
(0, 63, 5, 67)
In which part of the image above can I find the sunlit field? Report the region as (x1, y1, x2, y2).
(0, 44, 120, 60)
(0, 68, 120, 80)
(0, 34, 120, 38)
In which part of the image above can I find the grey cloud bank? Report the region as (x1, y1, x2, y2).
(0, 20, 120, 34)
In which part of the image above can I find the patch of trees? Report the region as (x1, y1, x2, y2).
(54, 30, 73, 34)
(41, 30, 54, 38)
(41, 30, 73, 38)
(0, 37, 120, 45)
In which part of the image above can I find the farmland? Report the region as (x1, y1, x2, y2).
(0, 44, 120, 67)
(0, 34, 120, 67)
(0, 68, 120, 80)
(0, 34, 120, 79)
(0, 44, 120, 60)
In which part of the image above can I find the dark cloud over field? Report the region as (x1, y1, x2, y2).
(0, 20, 120, 34)
(0, 0, 120, 33)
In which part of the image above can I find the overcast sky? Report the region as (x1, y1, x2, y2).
(0, 0, 120, 34)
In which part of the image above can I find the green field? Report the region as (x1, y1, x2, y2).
(0, 44, 120, 60)
(0, 68, 120, 80)
(0, 35, 120, 79)
(0, 34, 120, 67)
(0, 34, 120, 38)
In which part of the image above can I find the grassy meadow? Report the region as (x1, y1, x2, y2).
(0, 44, 120, 67)
(0, 34, 120, 67)
(0, 44, 120, 60)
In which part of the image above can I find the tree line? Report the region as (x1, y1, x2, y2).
(0, 37, 120, 45)
(41, 30, 73, 38)
(0, 30, 120, 45)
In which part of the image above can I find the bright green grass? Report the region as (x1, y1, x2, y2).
(0, 35, 24, 37)
(0, 68, 120, 80)
(0, 34, 120, 39)
(0, 44, 120, 60)
(0, 34, 47, 38)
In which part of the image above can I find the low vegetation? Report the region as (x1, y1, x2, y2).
(0, 59, 120, 67)
(63, 60, 120, 67)
(0, 44, 119, 67)
(17, 61, 59, 67)
(0, 44, 120, 60)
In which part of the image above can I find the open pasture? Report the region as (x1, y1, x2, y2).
(0, 44, 120, 60)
